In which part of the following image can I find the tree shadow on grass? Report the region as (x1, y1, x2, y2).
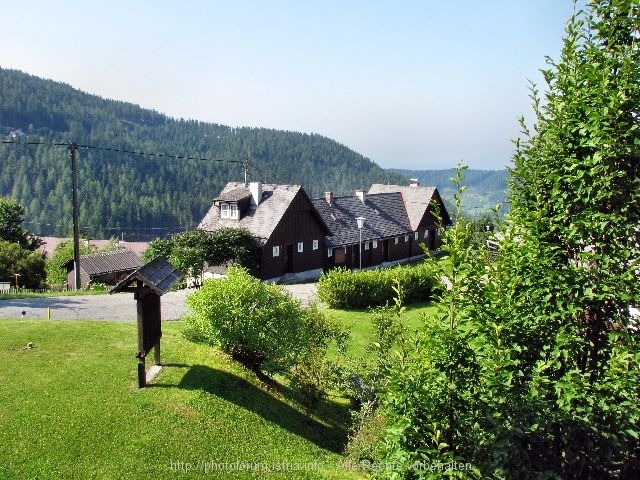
(175, 364, 348, 453)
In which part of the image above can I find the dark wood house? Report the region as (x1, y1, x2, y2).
(199, 180, 451, 282)
(63, 249, 143, 289)
(312, 181, 451, 271)
(199, 182, 329, 282)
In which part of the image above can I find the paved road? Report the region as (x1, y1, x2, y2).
(0, 283, 319, 321)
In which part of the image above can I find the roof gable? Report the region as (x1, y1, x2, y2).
(369, 184, 451, 228)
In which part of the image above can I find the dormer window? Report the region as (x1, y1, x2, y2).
(220, 202, 239, 219)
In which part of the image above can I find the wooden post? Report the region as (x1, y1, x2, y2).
(154, 341, 161, 366)
(137, 356, 146, 389)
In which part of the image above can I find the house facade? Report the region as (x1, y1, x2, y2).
(199, 180, 451, 282)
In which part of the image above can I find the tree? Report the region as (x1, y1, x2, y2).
(0, 196, 41, 250)
(45, 239, 98, 286)
(0, 240, 46, 289)
(377, 1, 640, 478)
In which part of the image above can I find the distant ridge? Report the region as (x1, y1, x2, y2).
(0, 68, 408, 240)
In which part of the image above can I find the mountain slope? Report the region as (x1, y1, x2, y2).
(0, 68, 408, 240)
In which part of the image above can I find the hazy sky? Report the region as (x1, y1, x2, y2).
(1, 1, 579, 170)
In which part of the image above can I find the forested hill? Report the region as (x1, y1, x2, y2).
(394, 168, 509, 216)
(0, 68, 407, 240)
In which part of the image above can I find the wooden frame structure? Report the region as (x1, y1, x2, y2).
(111, 257, 182, 388)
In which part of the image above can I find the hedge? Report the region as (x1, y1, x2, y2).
(317, 262, 442, 309)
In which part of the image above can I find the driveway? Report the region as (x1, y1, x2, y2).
(0, 284, 319, 321)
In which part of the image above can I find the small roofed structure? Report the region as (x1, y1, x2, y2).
(111, 257, 183, 388)
(62, 249, 142, 289)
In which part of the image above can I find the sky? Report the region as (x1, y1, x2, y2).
(0, 1, 579, 170)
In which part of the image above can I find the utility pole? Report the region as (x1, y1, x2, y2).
(69, 141, 81, 290)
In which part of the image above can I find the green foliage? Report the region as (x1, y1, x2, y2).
(0, 195, 41, 250)
(144, 228, 260, 282)
(185, 266, 344, 375)
(0, 240, 46, 288)
(377, 1, 640, 478)
(317, 263, 442, 309)
(0, 68, 408, 241)
(44, 239, 98, 286)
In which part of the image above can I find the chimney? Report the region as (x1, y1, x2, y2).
(325, 191, 333, 205)
(355, 188, 366, 203)
(249, 182, 262, 207)
(409, 178, 420, 187)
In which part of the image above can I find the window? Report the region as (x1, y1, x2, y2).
(327, 247, 333, 257)
(372, 240, 378, 248)
(364, 241, 370, 250)
(424, 230, 429, 239)
(220, 203, 229, 218)
(414, 231, 419, 240)
(404, 235, 409, 242)
(297, 242, 304, 253)
(229, 203, 238, 219)
(273, 246, 280, 257)
(313, 240, 319, 250)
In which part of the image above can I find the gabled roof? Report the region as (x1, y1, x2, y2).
(63, 249, 142, 275)
(214, 187, 252, 202)
(111, 256, 183, 296)
(369, 184, 452, 228)
(312, 192, 411, 247)
(200, 182, 324, 243)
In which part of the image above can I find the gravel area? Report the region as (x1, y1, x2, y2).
(0, 283, 319, 322)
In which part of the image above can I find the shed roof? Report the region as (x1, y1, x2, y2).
(63, 249, 142, 276)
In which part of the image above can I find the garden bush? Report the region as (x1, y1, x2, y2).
(317, 262, 442, 309)
(185, 266, 344, 375)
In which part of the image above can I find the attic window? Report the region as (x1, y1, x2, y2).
(229, 203, 239, 220)
(220, 203, 229, 218)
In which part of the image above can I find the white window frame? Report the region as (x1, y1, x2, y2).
(273, 246, 280, 257)
(297, 242, 304, 253)
(220, 203, 229, 218)
(364, 241, 370, 250)
(424, 230, 429, 239)
(229, 203, 239, 219)
(395, 237, 399, 245)
(312, 239, 318, 250)
(327, 247, 333, 257)
(414, 231, 419, 240)
(404, 235, 409, 242)
(372, 240, 378, 248)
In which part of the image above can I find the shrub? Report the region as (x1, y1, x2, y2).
(317, 262, 441, 309)
(185, 266, 344, 375)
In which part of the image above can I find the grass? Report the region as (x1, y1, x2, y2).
(326, 301, 440, 359)
(0, 319, 360, 479)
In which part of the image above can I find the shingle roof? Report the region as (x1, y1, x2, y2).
(111, 256, 183, 296)
(214, 187, 252, 202)
(312, 192, 411, 247)
(199, 182, 303, 244)
(368, 184, 451, 228)
(64, 249, 143, 276)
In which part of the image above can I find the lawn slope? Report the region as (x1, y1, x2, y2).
(0, 319, 358, 479)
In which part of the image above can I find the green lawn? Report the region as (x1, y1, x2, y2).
(0, 319, 360, 479)
(326, 301, 440, 359)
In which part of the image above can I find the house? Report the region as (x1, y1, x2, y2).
(62, 249, 143, 289)
(313, 179, 451, 270)
(199, 179, 451, 282)
(198, 182, 330, 282)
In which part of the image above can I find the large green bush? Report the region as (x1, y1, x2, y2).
(185, 266, 343, 374)
(317, 262, 442, 309)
